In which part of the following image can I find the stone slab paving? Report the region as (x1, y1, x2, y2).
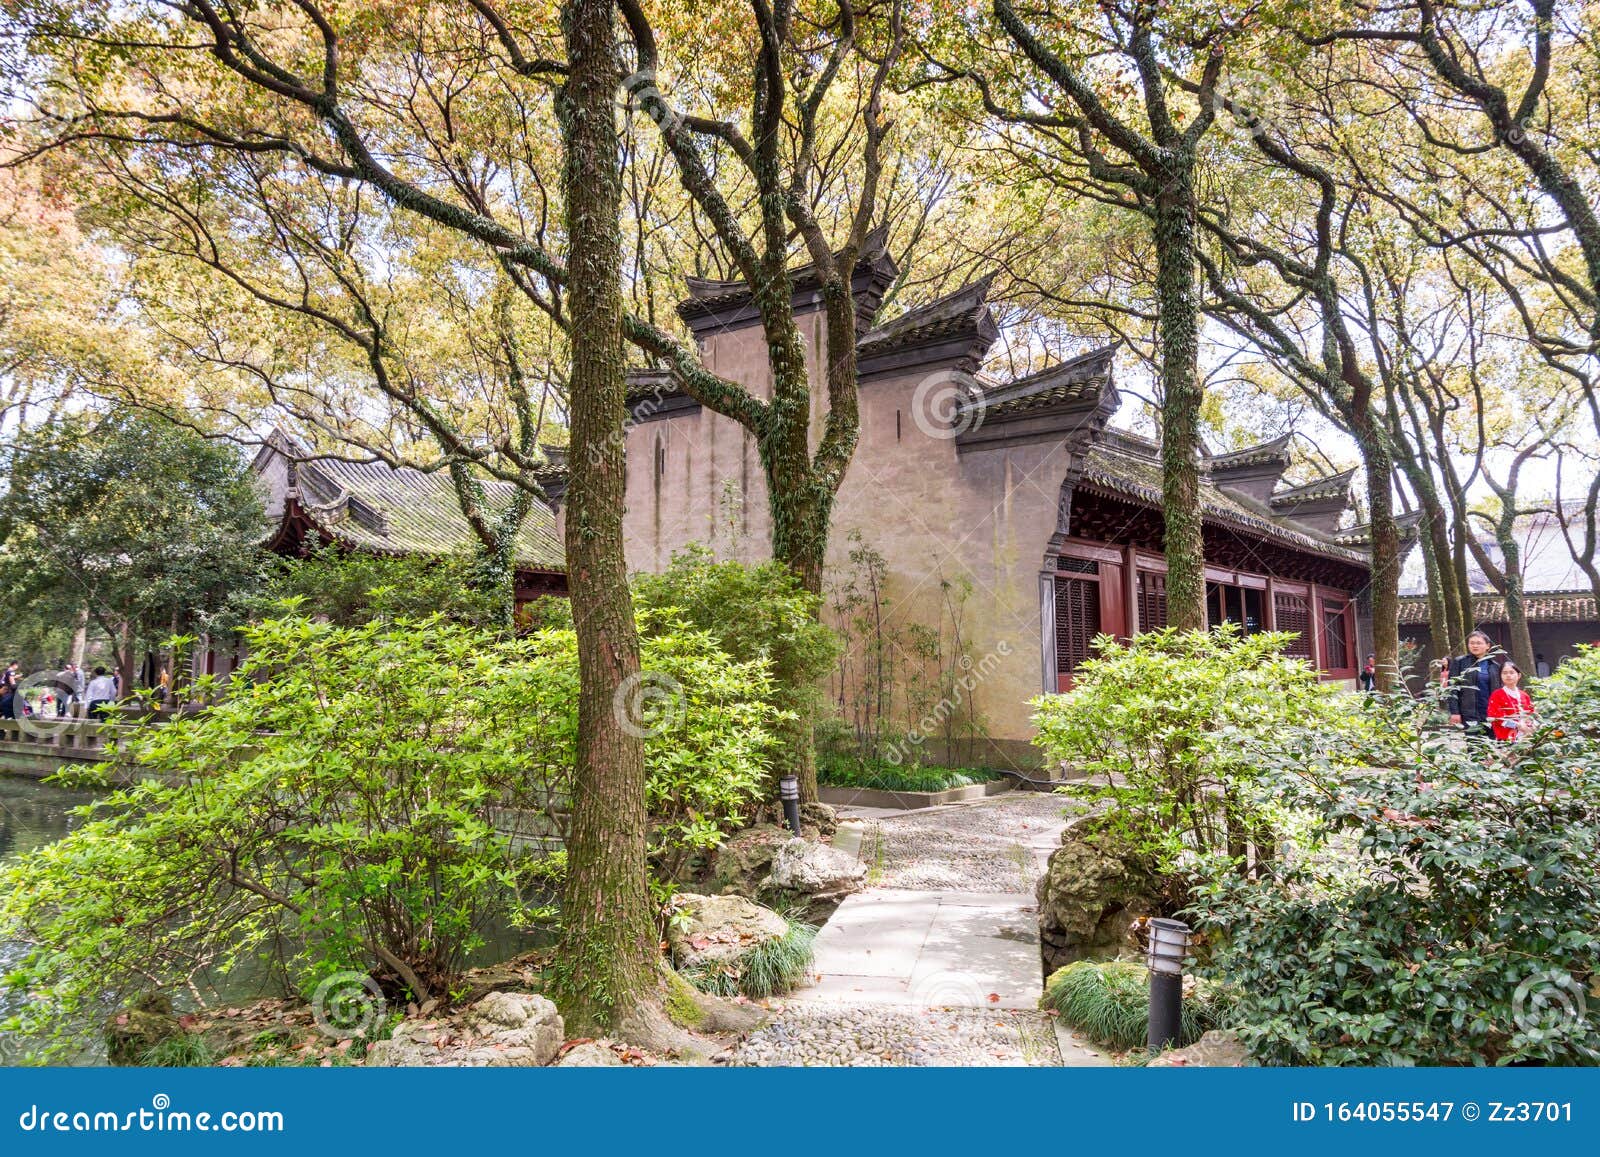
(729, 792, 1113, 1066)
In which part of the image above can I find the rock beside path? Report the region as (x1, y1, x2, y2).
(667, 893, 789, 970)
(1036, 835, 1160, 972)
(766, 838, 866, 900)
(1146, 1029, 1250, 1067)
(366, 992, 563, 1067)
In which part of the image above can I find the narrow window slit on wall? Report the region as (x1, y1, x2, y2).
(896, 409, 901, 442)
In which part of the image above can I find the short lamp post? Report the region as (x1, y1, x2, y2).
(778, 775, 802, 837)
(1146, 917, 1191, 1053)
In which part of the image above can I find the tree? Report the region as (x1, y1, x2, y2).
(0, 410, 263, 691)
(548, 0, 656, 1033)
(612, 0, 906, 801)
(932, 0, 1260, 630)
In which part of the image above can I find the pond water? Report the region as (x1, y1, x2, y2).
(0, 773, 552, 1063)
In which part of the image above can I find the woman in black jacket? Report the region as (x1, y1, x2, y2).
(1446, 630, 1502, 735)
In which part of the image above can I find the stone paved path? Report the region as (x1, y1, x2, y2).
(730, 792, 1111, 1066)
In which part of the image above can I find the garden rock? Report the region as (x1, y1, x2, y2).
(764, 837, 866, 901)
(799, 802, 839, 837)
(667, 893, 789, 970)
(555, 1041, 626, 1067)
(1146, 1030, 1250, 1067)
(1036, 835, 1161, 973)
(105, 992, 186, 1066)
(365, 991, 563, 1067)
(711, 824, 792, 897)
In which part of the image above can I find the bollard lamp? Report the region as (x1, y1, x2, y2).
(778, 775, 802, 836)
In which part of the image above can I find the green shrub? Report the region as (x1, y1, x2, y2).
(1031, 627, 1383, 904)
(816, 752, 1000, 794)
(632, 545, 839, 707)
(679, 922, 817, 999)
(1042, 960, 1234, 1051)
(0, 613, 775, 1047)
(140, 1034, 219, 1068)
(1196, 697, 1600, 1066)
(1535, 643, 1600, 737)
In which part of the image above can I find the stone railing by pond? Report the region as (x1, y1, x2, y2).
(0, 717, 142, 782)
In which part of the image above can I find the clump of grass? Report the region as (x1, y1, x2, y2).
(817, 754, 1001, 794)
(1042, 960, 1234, 1052)
(681, 922, 817, 999)
(140, 1034, 218, 1067)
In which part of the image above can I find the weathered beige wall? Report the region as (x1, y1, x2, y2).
(623, 311, 1060, 767)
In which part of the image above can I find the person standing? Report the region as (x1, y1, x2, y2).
(1535, 653, 1551, 679)
(1487, 661, 1536, 742)
(1359, 654, 1377, 692)
(84, 666, 118, 720)
(1447, 630, 1502, 736)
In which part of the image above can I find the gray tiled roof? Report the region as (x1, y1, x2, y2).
(1270, 468, 1357, 508)
(957, 345, 1119, 421)
(256, 434, 564, 572)
(1205, 434, 1292, 472)
(1398, 591, 1598, 626)
(1078, 435, 1370, 566)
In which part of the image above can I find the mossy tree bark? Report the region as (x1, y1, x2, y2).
(551, 0, 658, 1032)
(618, 0, 903, 804)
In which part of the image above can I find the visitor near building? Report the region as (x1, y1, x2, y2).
(1447, 629, 1502, 736)
(1487, 661, 1536, 742)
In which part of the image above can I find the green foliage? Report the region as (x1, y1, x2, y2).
(1042, 960, 1234, 1052)
(632, 544, 838, 710)
(816, 752, 1001, 794)
(1196, 696, 1600, 1066)
(679, 922, 817, 1000)
(1031, 627, 1380, 903)
(140, 1034, 219, 1068)
(1535, 643, 1600, 737)
(229, 546, 506, 631)
(0, 612, 775, 1046)
(0, 410, 263, 679)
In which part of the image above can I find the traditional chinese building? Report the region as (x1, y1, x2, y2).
(622, 241, 1378, 769)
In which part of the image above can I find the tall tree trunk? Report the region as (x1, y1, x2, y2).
(1494, 512, 1536, 673)
(1352, 422, 1400, 692)
(551, 0, 657, 1032)
(1419, 526, 1450, 675)
(1450, 518, 1476, 640)
(1153, 192, 1207, 631)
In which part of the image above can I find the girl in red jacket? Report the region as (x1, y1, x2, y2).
(1486, 660, 1536, 741)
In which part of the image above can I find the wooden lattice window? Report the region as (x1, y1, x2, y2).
(1321, 600, 1351, 671)
(1137, 570, 1167, 632)
(1055, 575, 1101, 676)
(1274, 591, 1312, 658)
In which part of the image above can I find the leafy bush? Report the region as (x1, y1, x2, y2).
(632, 545, 838, 706)
(1042, 960, 1234, 1051)
(678, 922, 817, 1000)
(1535, 643, 1600, 737)
(1031, 627, 1380, 904)
(0, 612, 775, 1046)
(230, 546, 507, 630)
(816, 752, 1001, 794)
(1196, 698, 1600, 1066)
